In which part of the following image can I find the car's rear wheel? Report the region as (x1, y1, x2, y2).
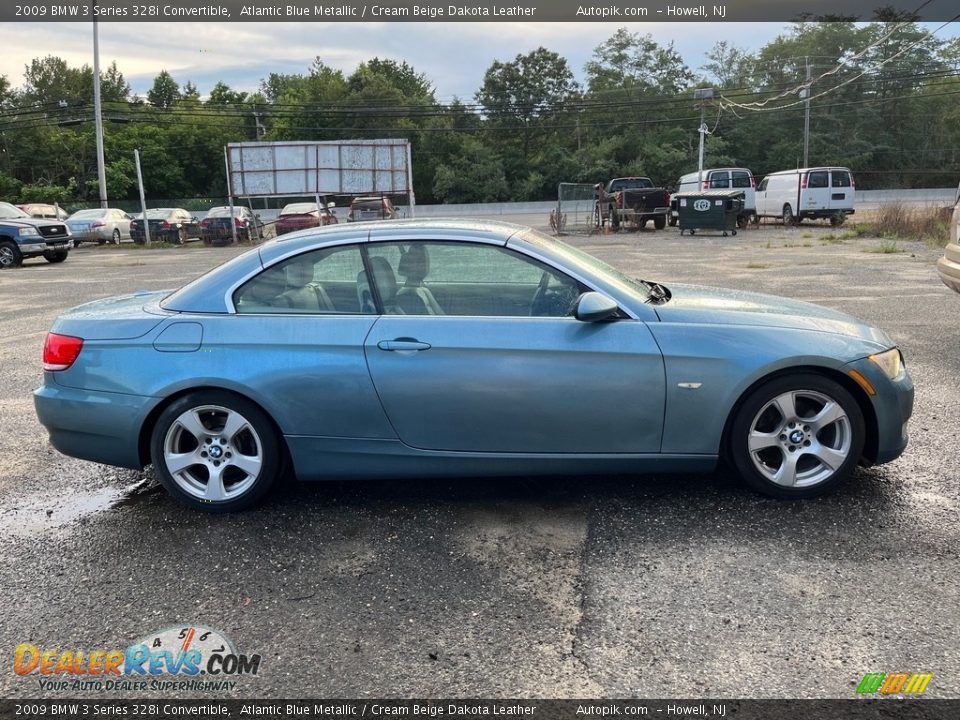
(653, 215, 666, 230)
(0, 241, 22, 268)
(782, 204, 796, 226)
(112, 229, 121, 244)
(729, 373, 864, 499)
(151, 391, 281, 512)
(175, 227, 187, 245)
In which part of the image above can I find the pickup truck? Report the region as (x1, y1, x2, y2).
(0, 201, 72, 268)
(596, 177, 671, 230)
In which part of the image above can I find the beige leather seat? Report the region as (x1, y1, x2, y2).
(357, 256, 403, 314)
(396, 245, 443, 315)
(280, 261, 334, 311)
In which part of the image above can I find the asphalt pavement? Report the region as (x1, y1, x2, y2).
(0, 222, 957, 699)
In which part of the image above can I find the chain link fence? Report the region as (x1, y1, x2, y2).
(554, 183, 598, 235)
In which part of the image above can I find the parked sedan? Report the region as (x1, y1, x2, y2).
(199, 206, 265, 246)
(275, 202, 338, 236)
(936, 181, 960, 294)
(34, 220, 913, 512)
(347, 196, 396, 222)
(66, 208, 133, 246)
(19, 203, 70, 221)
(130, 208, 201, 245)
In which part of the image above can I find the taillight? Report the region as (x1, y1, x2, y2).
(91, 221, 105, 228)
(702, 181, 709, 190)
(160, 221, 170, 228)
(235, 218, 246, 228)
(850, 174, 856, 189)
(43, 333, 83, 371)
(200, 219, 210, 227)
(800, 173, 808, 189)
(750, 176, 756, 188)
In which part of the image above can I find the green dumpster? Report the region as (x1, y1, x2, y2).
(676, 190, 745, 236)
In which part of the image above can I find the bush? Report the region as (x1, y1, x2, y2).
(870, 202, 952, 247)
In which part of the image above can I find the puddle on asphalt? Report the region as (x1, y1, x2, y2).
(0, 478, 161, 537)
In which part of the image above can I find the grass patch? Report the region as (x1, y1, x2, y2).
(865, 239, 902, 254)
(746, 262, 770, 269)
(801, 232, 814, 239)
(820, 234, 844, 245)
(867, 202, 951, 247)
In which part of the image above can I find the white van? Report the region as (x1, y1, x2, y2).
(671, 168, 755, 226)
(755, 167, 855, 225)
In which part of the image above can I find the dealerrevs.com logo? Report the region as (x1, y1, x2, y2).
(13, 626, 261, 692)
(856, 672, 934, 695)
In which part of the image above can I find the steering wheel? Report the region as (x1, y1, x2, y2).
(530, 271, 552, 316)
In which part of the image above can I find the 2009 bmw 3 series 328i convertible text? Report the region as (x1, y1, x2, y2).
(34, 220, 913, 512)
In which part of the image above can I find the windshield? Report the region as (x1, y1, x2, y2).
(0, 202, 30, 220)
(515, 227, 653, 301)
(70, 209, 107, 219)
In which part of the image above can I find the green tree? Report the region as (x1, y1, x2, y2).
(586, 28, 694, 94)
(147, 70, 181, 108)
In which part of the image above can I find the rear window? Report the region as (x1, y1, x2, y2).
(831, 171, 852, 187)
(807, 171, 829, 188)
(708, 174, 730, 189)
(732, 171, 752, 188)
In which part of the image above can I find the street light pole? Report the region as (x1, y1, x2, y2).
(93, 2, 108, 208)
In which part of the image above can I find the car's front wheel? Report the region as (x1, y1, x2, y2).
(729, 373, 865, 499)
(0, 240, 22, 268)
(150, 391, 282, 512)
(43, 251, 68, 263)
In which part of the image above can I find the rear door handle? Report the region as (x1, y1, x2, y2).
(377, 338, 432, 352)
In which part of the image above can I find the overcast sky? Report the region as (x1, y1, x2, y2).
(0, 22, 839, 101)
(2, 21, 957, 102)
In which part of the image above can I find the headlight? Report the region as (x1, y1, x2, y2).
(869, 348, 904, 380)
(18, 227, 40, 237)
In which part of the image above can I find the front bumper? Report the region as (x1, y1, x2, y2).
(34, 380, 155, 470)
(19, 239, 72, 254)
(843, 355, 914, 465)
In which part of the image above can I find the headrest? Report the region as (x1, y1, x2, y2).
(398, 244, 429, 285)
(284, 261, 314, 288)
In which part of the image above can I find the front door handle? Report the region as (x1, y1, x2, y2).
(377, 338, 432, 352)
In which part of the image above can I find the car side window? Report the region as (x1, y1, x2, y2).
(234, 245, 370, 314)
(365, 241, 582, 317)
(808, 171, 829, 188)
(757, 178, 768, 192)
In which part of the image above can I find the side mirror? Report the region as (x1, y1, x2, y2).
(327, 202, 336, 209)
(573, 292, 619, 322)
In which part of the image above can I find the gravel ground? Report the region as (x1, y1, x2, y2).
(0, 220, 956, 700)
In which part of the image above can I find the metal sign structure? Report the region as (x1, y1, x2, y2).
(226, 139, 413, 203)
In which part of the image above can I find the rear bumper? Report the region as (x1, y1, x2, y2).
(937, 242, 960, 294)
(33, 380, 155, 470)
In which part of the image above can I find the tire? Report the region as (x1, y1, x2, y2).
(43, 251, 68, 263)
(0, 240, 22, 268)
(830, 214, 845, 227)
(728, 373, 865, 499)
(610, 209, 620, 230)
(669, 215, 678, 227)
(737, 215, 749, 229)
(150, 391, 281, 512)
(112, 229, 121, 244)
(783, 204, 796, 226)
(653, 215, 666, 230)
(175, 227, 187, 245)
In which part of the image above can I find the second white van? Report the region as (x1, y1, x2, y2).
(671, 167, 756, 226)
(755, 167, 855, 225)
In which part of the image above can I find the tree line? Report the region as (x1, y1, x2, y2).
(0, 18, 958, 207)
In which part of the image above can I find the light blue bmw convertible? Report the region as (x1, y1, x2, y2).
(34, 220, 913, 512)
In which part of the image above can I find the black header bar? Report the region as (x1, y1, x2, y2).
(3, 0, 959, 23)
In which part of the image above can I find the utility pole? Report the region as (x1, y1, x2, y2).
(92, 2, 108, 208)
(693, 88, 715, 189)
(802, 57, 812, 168)
(134, 150, 150, 245)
